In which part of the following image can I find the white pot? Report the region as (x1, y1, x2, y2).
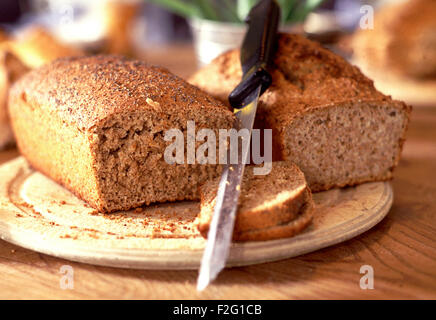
(189, 18, 301, 67)
(189, 19, 246, 67)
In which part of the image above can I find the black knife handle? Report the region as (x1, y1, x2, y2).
(228, 0, 280, 109)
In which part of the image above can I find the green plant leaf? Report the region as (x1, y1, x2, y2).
(277, 0, 297, 23)
(222, 0, 243, 22)
(236, 0, 259, 21)
(145, 0, 201, 19)
(286, 0, 324, 23)
(145, 0, 324, 23)
(193, 0, 219, 20)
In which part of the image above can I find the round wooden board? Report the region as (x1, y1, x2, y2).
(0, 157, 393, 270)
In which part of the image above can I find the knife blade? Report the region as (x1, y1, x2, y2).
(197, 87, 261, 291)
(197, 0, 280, 291)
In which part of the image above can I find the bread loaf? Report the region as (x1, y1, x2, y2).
(197, 162, 313, 241)
(189, 33, 411, 192)
(9, 55, 235, 212)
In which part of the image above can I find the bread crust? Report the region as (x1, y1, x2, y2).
(10, 55, 232, 131)
(190, 33, 412, 126)
(235, 193, 314, 241)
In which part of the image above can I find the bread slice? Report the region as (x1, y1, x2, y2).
(9, 55, 235, 212)
(197, 161, 313, 241)
(189, 33, 411, 192)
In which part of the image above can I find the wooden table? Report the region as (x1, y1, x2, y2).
(0, 46, 435, 299)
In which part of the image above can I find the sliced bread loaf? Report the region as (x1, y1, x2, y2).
(189, 33, 411, 192)
(9, 55, 235, 212)
(197, 161, 313, 241)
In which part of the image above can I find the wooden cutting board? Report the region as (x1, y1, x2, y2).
(0, 157, 393, 270)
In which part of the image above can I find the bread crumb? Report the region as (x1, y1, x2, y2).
(146, 98, 161, 111)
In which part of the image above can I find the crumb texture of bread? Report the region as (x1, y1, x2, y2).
(197, 161, 313, 241)
(9, 55, 235, 212)
(189, 33, 411, 192)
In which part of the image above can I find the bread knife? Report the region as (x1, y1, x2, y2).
(197, 0, 280, 291)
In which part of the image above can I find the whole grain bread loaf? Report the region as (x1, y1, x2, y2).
(9, 55, 235, 212)
(197, 162, 313, 241)
(189, 33, 411, 192)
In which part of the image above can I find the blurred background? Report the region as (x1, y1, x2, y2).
(0, 0, 374, 47)
(0, 0, 409, 63)
(0, 0, 435, 100)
